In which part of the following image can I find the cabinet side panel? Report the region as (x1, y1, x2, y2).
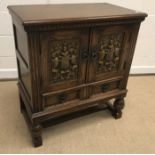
(122, 23, 141, 88)
(17, 57, 31, 99)
(13, 23, 32, 106)
(13, 24, 29, 66)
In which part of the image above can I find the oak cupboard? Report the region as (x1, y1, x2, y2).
(8, 3, 147, 147)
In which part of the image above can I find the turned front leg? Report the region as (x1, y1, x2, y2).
(31, 124, 42, 147)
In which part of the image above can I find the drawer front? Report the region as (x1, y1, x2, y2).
(43, 79, 123, 110)
(43, 88, 83, 108)
(88, 79, 121, 97)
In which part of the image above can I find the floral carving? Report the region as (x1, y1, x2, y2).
(49, 39, 79, 83)
(97, 33, 123, 73)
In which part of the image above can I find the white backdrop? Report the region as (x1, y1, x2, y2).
(0, 0, 155, 78)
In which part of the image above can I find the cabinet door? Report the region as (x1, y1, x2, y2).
(88, 25, 131, 83)
(40, 28, 89, 93)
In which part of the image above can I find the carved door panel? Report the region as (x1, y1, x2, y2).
(40, 28, 89, 93)
(88, 25, 131, 83)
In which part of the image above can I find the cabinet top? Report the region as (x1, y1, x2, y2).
(8, 3, 147, 26)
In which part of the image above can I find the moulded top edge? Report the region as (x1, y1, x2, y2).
(7, 3, 147, 26)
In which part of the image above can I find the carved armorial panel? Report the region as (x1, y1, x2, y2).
(97, 33, 124, 73)
(49, 39, 80, 83)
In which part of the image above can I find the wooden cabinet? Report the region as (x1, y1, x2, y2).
(8, 3, 147, 147)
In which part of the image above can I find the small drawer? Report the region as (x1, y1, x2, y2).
(92, 80, 121, 95)
(43, 89, 80, 107)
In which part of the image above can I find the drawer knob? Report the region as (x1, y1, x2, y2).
(101, 84, 109, 92)
(58, 94, 67, 103)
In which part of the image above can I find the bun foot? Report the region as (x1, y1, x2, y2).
(112, 98, 124, 119)
(107, 97, 125, 119)
(112, 111, 122, 119)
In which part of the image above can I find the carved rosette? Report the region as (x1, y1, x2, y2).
(97, 33, 124, 73)
(49, 39, 80, 83)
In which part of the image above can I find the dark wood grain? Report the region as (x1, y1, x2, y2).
(8, 3, 147, 147)
(8, 3, 147, 25)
